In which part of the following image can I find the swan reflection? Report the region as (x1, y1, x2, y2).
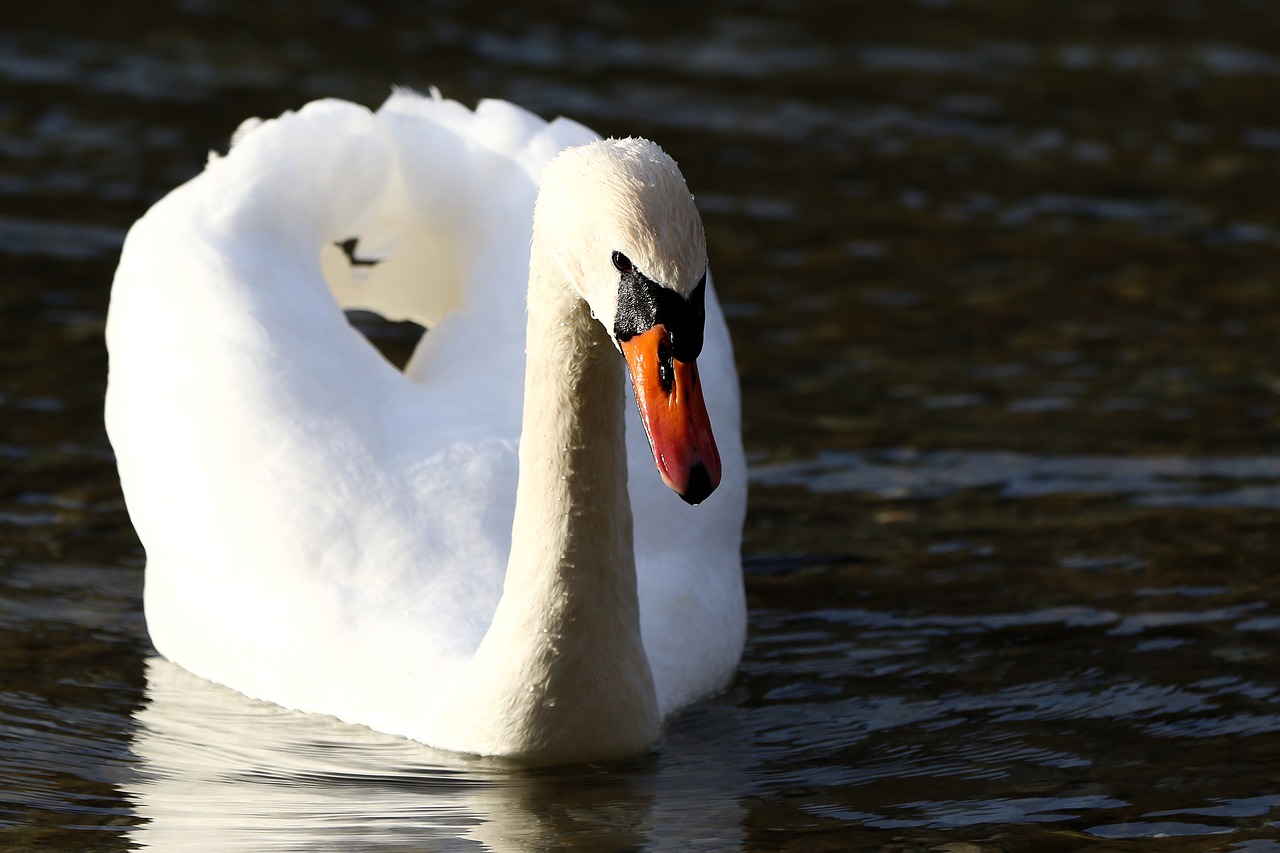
(124, 658, 745, 851)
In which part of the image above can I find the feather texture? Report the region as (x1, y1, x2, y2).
(105, 90, 746, 760)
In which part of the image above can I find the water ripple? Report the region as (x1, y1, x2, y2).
(753, 449, 1280, 508)
(0, 215, 127, 260)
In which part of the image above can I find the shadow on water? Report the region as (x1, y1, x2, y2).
(6, 0, 1280, 850)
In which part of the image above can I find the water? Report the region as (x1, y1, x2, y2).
(5, 0, 1280, 848)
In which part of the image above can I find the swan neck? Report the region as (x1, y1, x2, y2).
(510, 259, 635, 591)
(445, 239, 658, 760)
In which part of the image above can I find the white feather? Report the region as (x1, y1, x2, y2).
(105, 90, 747, 761)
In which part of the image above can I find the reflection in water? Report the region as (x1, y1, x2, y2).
(125, 659, 744, 852)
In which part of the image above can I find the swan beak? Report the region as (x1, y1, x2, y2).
(620, 325, 722, 505)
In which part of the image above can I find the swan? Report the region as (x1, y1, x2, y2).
(104, 89, 746, 762)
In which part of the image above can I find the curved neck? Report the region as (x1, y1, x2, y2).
(440, 239, 659, 761)
(509, 260, 634, 588)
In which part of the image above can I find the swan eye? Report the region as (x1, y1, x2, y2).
(612, 251, 633, 273)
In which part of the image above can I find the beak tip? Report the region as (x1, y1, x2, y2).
(677, 462, 717, 506)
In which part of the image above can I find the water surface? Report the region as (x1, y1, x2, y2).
(5, 0, 1280, 849)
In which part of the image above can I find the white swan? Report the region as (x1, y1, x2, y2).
(104, 90, 746, 762)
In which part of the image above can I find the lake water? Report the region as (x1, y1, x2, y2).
(5, 0, 1280, 849)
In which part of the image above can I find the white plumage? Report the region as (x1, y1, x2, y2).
(106, 90, 746, 762)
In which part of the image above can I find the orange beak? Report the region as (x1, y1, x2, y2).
(619, 324, 721, 505)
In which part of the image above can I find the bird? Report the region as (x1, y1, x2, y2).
(105, 89, 746, 763)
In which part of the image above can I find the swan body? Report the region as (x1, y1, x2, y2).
(105, 90, 746, 762)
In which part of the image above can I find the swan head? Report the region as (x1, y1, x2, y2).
(535, 137, 720, 505)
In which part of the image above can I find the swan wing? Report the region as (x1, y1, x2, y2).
(105, 90, 743, 740)
(106, 93, 591, 736)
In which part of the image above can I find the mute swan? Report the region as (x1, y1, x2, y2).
(105, 90, 746, 762)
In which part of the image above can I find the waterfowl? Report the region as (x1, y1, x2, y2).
(105, 90, 746, 762)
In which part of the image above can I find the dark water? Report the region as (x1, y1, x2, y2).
(6, 0, 1280, 849)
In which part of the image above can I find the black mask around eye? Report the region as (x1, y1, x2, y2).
(611, 251, 706, 362)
